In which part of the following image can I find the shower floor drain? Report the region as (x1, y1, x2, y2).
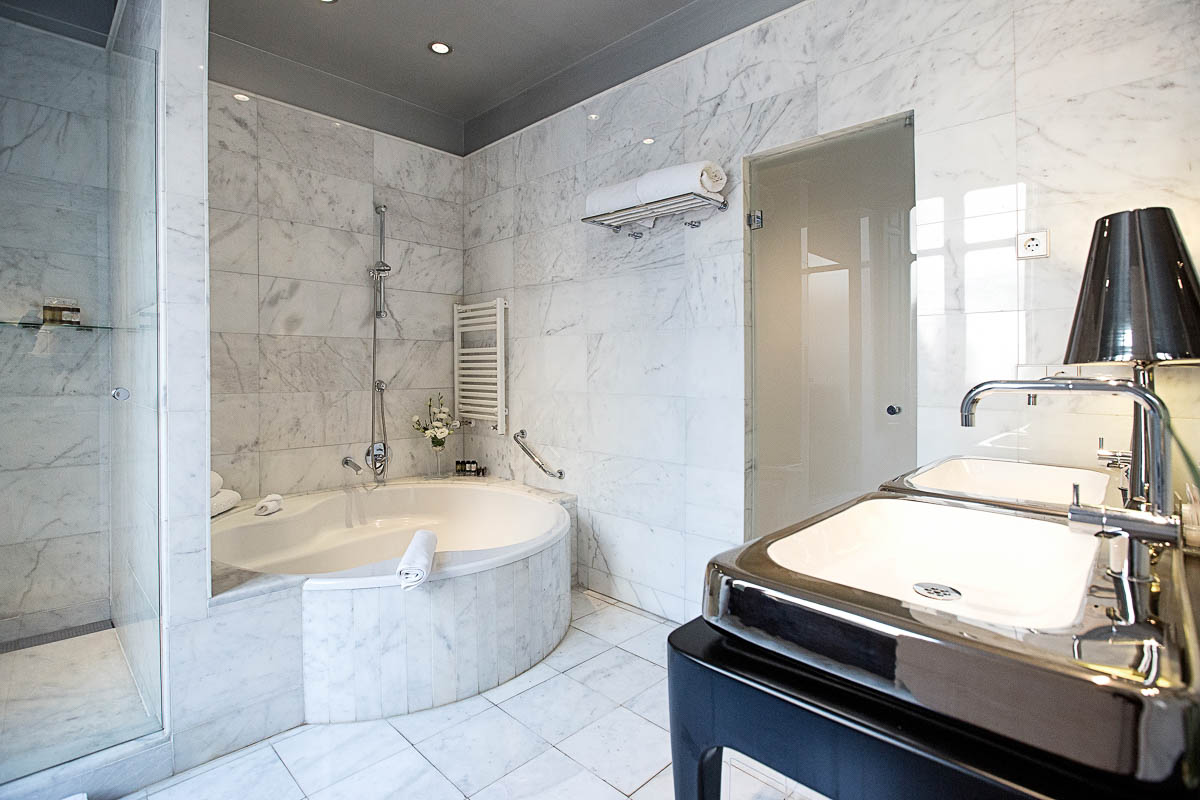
(913, 582, 962, 601)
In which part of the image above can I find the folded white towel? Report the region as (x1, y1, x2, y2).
(397, 529, 437, 590)
(210, 488, 241, 517)
(635, 161, 727, 204)
(210, 471, 223, 497)
(254, 493, 283, 516)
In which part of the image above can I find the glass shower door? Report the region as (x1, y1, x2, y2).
(748, 116, 917, 538)
(0, 4, 162, 783)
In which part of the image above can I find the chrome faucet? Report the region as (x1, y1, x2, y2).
(341, 456, 363, 474)
(961, 376, 1179, 604)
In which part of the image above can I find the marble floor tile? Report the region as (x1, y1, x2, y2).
(308, 748, 464, 800)
(414, 706, 550, 795)
(388, 694, 491, 744)
(481, 662, 557, 704)
(150, 747, 302, 800)
(499, 673, 617, 743)
(566, 648, 666, 705)
(271, 719, 408, 795)
(630, 766, 673, 799)
(558, 707, 672, 795)
(473, 748, 626, 800)
(543, 626, 612, 672)
(618, 622, 676, 668)
(624, 679, 669, 731)
(728, 764, 787, 800)
(572, 589, 610, 620)
(572, 604, 659, 645)
(0, 629, 159, 784)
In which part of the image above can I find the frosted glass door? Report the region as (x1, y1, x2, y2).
(749, 116, 916, 538)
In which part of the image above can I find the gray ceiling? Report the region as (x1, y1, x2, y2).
(209, 0, 803, 154)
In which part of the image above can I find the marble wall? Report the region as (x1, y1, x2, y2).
(461, 0, 1200, 621)
(207, 82, 465, 498)
(0, 19, 113, 642)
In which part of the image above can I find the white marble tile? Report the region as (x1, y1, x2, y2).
(584, 266, 688, 333)
(258, 334, 370, 392)
(464, 136, 519, 201)
(1015, 68, 1200, 211)
(571, 590, 610, 621)
(374, 185, 463, 249)
(353, 588, 384, 720)
(150, 747, 302, 800)
(210, 270, 258, 334)
(511, 282, 587, 338)
(208, 88, 257, 155)
(209, 209, 258, 274)
(516, 109, 586, 182)
(586, 331, 685, 395)
(618, 623, 675, 669)
(915, 113, 1018, 222)
(515, 166, 581, 236)
(404, 583, 435, 712)
(387, 239, 464, 295)
(482, 662, 558, 704)
(465, 188, 515, 248)
(465, 237, 515, 295)
(543, 626, 612, 672)
(258, 99, 373, 182)
(272, 720, 409, 795)
(587, 455, 686, 530)
(571, 604, 659, 646)
(258, 218, 374, 285)
(374, 133, 463, 204)
(565, 648, 665, 705)
(0, 97, 106, 188)
(1014, 0, 1200, 109)
(686, 396, 744, 471)
(581, 511, 685, 597)
(259, 159, 374, 233)
(513, 224, 584, 287)
(499, 673, 616, 743)
(208, 147, 257, 213)
(414, 706, 550, 795)
(624, 678, 669, 731)
(557, 708, 671, 795)
(630, 766, 673, 799)
(472, 748, 626, 800)
(817, 15, 1014, 135)
(258, 277, 371, 338)
(684, 3, 817, 121)
(685, 254, 743, 330)
(388, 694, 492, 744)
(308, 748, 464, 800)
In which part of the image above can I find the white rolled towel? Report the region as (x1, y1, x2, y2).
(210, 488, 241, 517)
(210, 471, 223, 497)
(584, 177, 640, 218)
(397, 529, 438, 590)
(254, 493, 283, 516)
(635, 161, 727, 204)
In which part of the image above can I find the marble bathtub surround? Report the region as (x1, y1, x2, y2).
(130, 589, 820, 800)
(208, 82, 465, 498)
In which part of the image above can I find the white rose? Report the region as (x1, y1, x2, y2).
(424, 429, 435, 438)
(440, 406, 449, 413)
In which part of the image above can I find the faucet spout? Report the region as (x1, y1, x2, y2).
(959, 376, 1174, 516)
(341, 456, 363, 474)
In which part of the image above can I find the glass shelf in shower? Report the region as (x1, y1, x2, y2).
(0, 320, 113, 331)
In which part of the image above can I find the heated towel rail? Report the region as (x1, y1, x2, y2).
(453, 298, 507, 434)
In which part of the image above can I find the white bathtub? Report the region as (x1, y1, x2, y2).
(212, 480, 571, 588)
(211, 479, 574, 723)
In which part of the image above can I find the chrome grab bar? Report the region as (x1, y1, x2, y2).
(513, 429, 564, 479)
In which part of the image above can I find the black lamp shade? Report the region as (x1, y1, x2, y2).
(1064, 207, 1200, 365)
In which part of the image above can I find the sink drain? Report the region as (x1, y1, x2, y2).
(913, 582, 961, 601)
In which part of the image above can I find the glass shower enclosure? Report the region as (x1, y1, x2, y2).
(0, 2, 163, 783)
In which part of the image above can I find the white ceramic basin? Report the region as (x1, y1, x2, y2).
(905, 457, 1112, 508)
(766, 498, 1099, 630)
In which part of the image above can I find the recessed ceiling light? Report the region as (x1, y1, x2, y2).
(332, 122, 342, 127)
(319, 0, 337, 4)
(428, 41, 452, 55)
(232, 93, 250, 102)
(642, 137, 655, 144)
(587, 114, 599, 120)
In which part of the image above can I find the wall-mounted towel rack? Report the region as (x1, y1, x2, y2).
(581, 191, 727, 234)
(453, 298, 507, 434)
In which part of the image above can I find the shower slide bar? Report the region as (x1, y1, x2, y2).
(513, 429, 564, 479)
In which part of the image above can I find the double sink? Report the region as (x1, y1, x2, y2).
(705, 456, 1199, 785)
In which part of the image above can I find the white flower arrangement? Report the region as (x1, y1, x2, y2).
(411, 393, 460, 450)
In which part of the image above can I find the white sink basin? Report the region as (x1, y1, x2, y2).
(903, 457, 1112, 508)
(765, 498, 1099, 630)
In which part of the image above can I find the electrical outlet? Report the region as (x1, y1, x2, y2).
(1016, 230, 1049, 259)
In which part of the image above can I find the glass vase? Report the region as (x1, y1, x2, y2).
(430, 444, 446, 479)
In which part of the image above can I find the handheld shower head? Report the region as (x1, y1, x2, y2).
(372, 260, 392, 276)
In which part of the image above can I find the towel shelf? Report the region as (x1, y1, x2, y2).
(581, 191, 727, 232)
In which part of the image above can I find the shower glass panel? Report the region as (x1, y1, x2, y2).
(748, 116, 917, 539)
(0, 3, 162, 783)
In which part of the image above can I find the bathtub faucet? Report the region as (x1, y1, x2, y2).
(341, 456, 363, 475)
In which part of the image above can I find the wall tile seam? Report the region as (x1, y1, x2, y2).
(1009, 59, 1200, 116)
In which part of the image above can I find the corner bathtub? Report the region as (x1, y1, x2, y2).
(211, 480, 573, 723)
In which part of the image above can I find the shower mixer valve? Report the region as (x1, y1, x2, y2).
(366, 441, 389, 476)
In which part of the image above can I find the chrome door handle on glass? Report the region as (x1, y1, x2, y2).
(886, 405, 902, 415)
(111, 387, 130, 401)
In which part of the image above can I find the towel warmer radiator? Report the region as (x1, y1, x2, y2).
(453, 298, 507, 434)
